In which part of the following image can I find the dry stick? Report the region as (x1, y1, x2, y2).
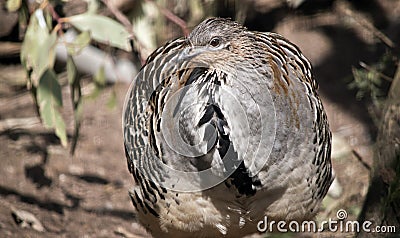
(339, 3, 397, 52)
(43, 0, 60, 22)
(359, 62, 393, 82)
(352, 149, 372, 171)
(356, 17, 395, 50)
(101, 0, 132, 31)
(145, 0, 189, 36)
(101, 0, 148, 64)
(43, 2, 66, 37)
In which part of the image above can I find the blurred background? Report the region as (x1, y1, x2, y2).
(0, 0, 399, 237)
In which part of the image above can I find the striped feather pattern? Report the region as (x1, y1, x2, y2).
(123, 17, 333, 237)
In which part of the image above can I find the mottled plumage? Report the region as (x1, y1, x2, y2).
(123, 18, 333, 237)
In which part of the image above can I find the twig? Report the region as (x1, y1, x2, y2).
(337, 2, 397, 52)
(352, 149, 372, 171)
(359, 62, 393, 82)
(100, 0, 148, 64)
(43, 1, 60, 22)
(42, 1, 66, 36)
(101, 0, 132, 32)
(145, 0, 189, 36)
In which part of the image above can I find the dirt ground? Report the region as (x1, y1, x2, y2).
(0, 0, 399, 237)
(0, 80, 151, 237)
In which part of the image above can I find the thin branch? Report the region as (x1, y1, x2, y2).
(352, 149, 372, 171)
(145, 0, 189, 36)
(338, 2, 398, 52)
(42, 1, 66, 36)
(101, 0, 148, 64)
(44, 1, 60, 22)
(359, 62, 393, 82)
(101, 0, 132, 32)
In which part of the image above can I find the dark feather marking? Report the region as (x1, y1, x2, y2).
(144, 200, 159, 217)
(134, 190, 144, 210)
(228, 162, 259, 196)
(129, 192, 138, 209)
(198, 103, 260, 196)
(184, 67, 207, 86)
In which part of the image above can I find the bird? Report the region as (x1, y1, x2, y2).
(122, 17, 333, 237)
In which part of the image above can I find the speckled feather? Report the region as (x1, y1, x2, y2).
(123, 18, 333, 237)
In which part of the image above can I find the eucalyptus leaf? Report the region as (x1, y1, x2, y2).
(87, 85, 101, 99)
(94, 66, 106, 87)
(37, 69, 68, 147)
(6, 0, 21, 12)
(66, 31, 91, 56)
(67, 56, 78, 85)
(86, 0, 99, 14)
(21, 9, 57, 85)
(21, 10, 47, 76)
(68, 13, 131, 51)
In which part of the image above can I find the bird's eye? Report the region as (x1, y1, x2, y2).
(209, 37, 221, 47)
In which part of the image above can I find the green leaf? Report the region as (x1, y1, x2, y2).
(93, 65, 106, 87)
(66, 31, 91, 56)
(70, 99, 83, 154)
(87, 84, 102, 99)
(74, 95, 84, 122)
(45, 9, 53, 30)
(67, 55, 78, 85)
(67, 13, 131, 51)
(6, 0, 21, 12)
(86, 0, 100, 14)
(87, 66, 106, 100)
(37, 69, 68, 147)
(21, 9, 57, 85)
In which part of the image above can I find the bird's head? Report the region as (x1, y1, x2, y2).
(187, 18, 250, 55)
